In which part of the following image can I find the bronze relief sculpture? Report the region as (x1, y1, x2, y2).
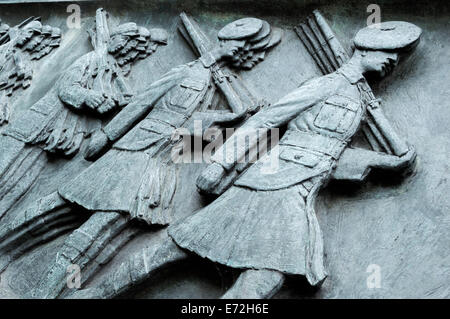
(14, 13, 281, 299)
(0, 8, 167, 273)
(66, 14, 420, 299)
(0, 17, 61, 125)
(0, 4, 432, 300)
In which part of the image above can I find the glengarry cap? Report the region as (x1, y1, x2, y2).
(354, 21, 422, 52)
(218, 17, 263, 40)
(111, 23, 139, 37)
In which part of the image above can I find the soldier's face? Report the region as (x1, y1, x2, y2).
(16, 28, 34, 46)
(24, 34, 44, 50)
(362, 51, 399, 77)
(241, 51, 265, 70)
(108, 35, 129, 54)
(220, 40, 246, 59)
(147, 42, 159, 53)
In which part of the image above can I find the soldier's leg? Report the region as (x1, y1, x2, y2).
(82, 227, 141, 282)
(0, 142, 47, 218)
(69, 238, 189, 299)
(0, 192, 86, 272)
(221, 269, 285, 299)
(0, 192, 78, 252)
(0, 216, 82, 273)
(31, 211, 130, 299)
(60, 225, 142, 298)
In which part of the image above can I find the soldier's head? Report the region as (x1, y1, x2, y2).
(214, 18, 281, 69)
(147, 28, 168, 54)
(108, 22, 139, 55)
(0, 22, 10, 40)
(107, 23, 167, 75)
(108, 23, 167, 66)
(23, 33, 45, 51)
(16, 20, 42, 47)
(351, 21, 421, 78)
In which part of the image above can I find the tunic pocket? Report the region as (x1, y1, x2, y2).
(314, 94, 360, 133)
(169, 78, 205, 111)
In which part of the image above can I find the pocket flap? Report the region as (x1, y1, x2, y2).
(325, 94, 360, 111)
(180, 78, 205, 91)
(280, 148, 321, 167)
(139, 119, 172, 135)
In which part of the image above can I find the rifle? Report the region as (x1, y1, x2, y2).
(295, 10, 408, 156)
(179, 13, 269, 195)
(88, 8, 131, 112)
(91, 8, 110, 100)
(178, 12, 260, 118)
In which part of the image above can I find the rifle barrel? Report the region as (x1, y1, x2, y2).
(95, 8, 109, 52)
(179, 13, 248, 116)
(367, 107, 409, 156)
(312, 10, 349, 66)
(180, 12, 211, 56)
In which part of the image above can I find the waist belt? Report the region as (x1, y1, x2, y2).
(280, 130, 347, 159)
(149, 108, 189, 128)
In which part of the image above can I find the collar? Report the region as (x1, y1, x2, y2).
(337, 65, 365, 84)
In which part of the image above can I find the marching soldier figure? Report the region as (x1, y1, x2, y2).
(74, 21, 421, 299)
(25, 16, 281, 298)
(0, 17, 61, 124)
(0, 9, 167, 271)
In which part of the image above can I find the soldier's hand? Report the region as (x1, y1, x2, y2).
(248, 99, 269, 115)
(85, 91, 105, 110)
(384, 146, 417, 170)
(84, 129, 109, 161)
(196, 162, 226, 194)
(96, 97, 116, 114)
(397, 146, 417, 169)
(120, 93, 133, 107)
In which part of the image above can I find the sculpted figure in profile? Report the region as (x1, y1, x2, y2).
(0, 17, 61, 125)
(75, 18, 421, 299)
(18, 14, 280, 298)
(0, 8, 167, 270)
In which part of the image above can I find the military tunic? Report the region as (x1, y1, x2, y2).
(169, 66, 370, 285)
(0, 51, 126, 216)
(3, 51, 129, 155)
(59, 59, 219, 225)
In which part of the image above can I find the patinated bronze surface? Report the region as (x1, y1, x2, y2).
(0, 0, 447, 299)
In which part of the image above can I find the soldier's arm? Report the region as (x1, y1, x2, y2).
(190, 71, 261, 136)
(84, 67, 184, 160)
(197, 76, 331, 195)
(184, 89, 258, 140)
(366, 102, 409, 156)
(84, 65, 188, 160)
(332, 146, 416, 182)
(57, 59, 92, 109)
(211, 76, 329, 171)
(334, 98, 416, 182)
(102, 67, 185, 143)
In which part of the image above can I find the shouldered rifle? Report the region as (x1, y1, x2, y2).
(180, 13, 269, 195)
(89, 8, 111, 101)
(295, 10, 409, 156)
(178, 12, 260, 118)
